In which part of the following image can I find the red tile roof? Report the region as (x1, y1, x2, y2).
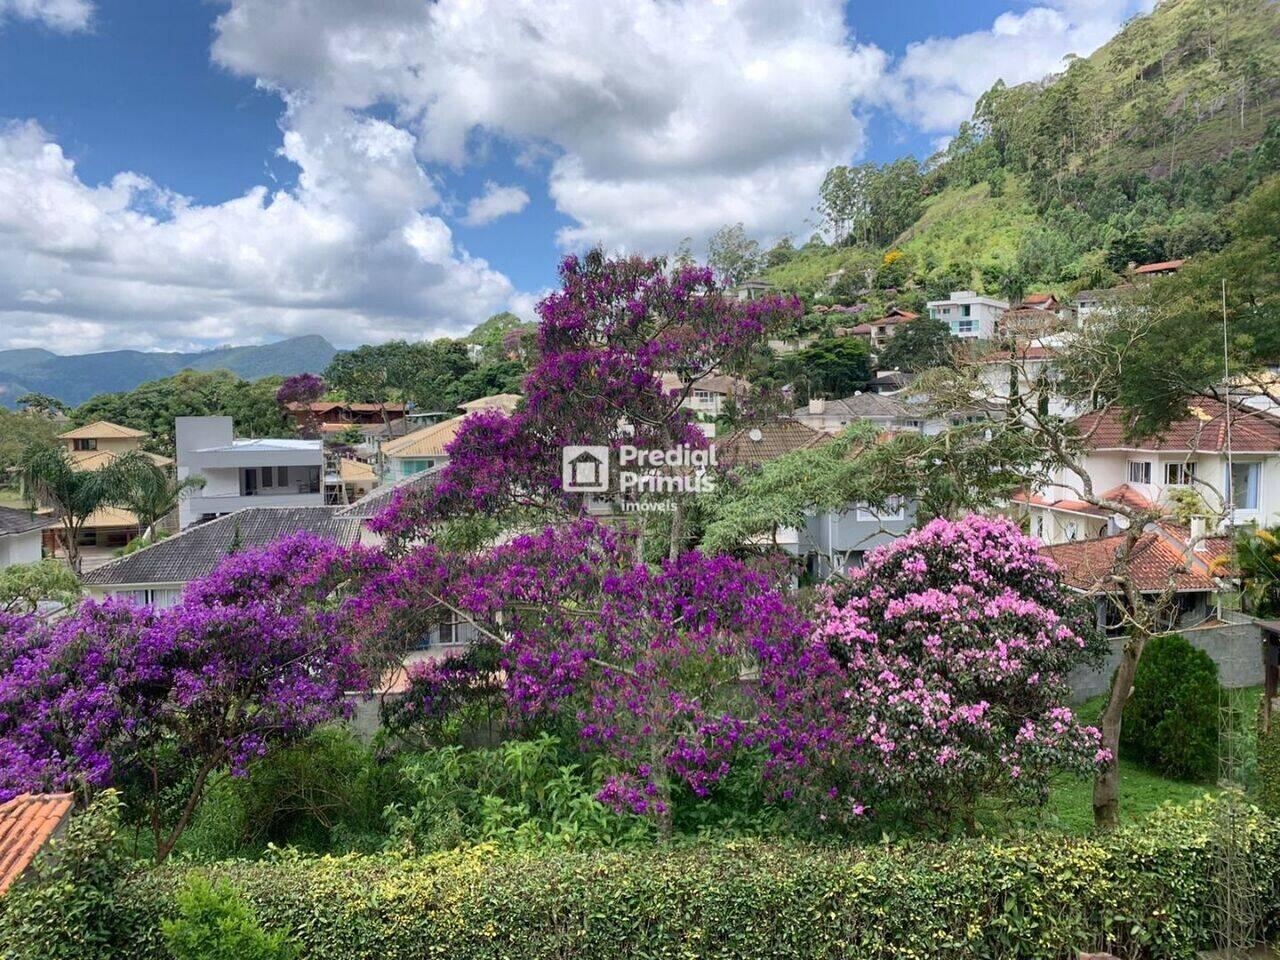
(1013, 483, 1158, 519)
(0, 793, 74, 894)
(1042, 532, 1218, 593)
(1022, 293, 1055, 305)
(1133, 259, 1185, 274)
(1072, 400, 1280, 452)
(1097, 482, 1157, 512)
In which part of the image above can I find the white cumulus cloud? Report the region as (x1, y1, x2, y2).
(0, 114, 517, 351)
(461, 182, 530, 227)
(211, 0, 887, 254)
(0, 0, 92, 31)
(881, 0, 1154, 132)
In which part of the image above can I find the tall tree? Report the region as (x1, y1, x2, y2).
(706, 223, 762, 286)
(877, 316, 956, 372)
(108, 452, 205, 540)
(19, 446, 116, 574)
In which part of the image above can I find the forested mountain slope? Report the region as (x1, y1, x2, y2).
(762, 0, 1280, 303)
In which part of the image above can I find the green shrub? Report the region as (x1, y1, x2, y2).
(387, 734, 652, 852)
(1122, 633, 1220, 781)
(1257, 700, 1280, 815)
(95, 797, 1280, 960)
(0, 791, 134, 960)
(162, 876, 293, 960)
(179, 727, 407, 858)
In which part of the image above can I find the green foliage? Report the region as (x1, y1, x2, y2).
(0, 791, 133, 960)
(107, 797, 1280, 959)
(177, 728, 406, 859)
(385, 734, 653, 853)
(0, 559, 80, 615)
(706, 223, 762, 286)
(0, 407, 60, 478)
(1235, 524, 1280, 618)
(1122, 634, 1221, 781)
(785, 336, 871, 397)
(162, 876, 294, 960)
(876, 315, 955, 372)
(1256, 700, 1280, 815)
(71, 370, 295, 453)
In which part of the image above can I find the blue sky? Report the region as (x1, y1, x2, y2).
(0, 0, 1147, 352)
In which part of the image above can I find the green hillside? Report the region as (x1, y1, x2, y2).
(762, 0, 1280, 304)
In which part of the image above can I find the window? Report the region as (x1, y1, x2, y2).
(1164, 461, 1196, 485)
(112, 588, 180, 608)
(693, 390, 714, 403)
(276, 466, 289, 487)
(1230, 461, 1260, 511)
(261, 466, 273, 488)
(72, 438, 97, 451)
(1127, 460, 1152, 484)
(856, 497, 905, 521)
(951, 318, 975, 335)
(903, 419, 924, 430)
(1064, 521, 1079, 541)
(961, 304, 972, 317)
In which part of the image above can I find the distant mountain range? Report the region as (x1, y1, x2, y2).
(0, 335, 338, 407)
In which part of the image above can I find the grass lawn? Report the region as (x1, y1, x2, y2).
(1034, 687, 1263, 836)
(0, 486, 27, 509)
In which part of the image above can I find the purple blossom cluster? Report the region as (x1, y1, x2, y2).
(369, 252, 802, 542)
(0, 534, 368, 806)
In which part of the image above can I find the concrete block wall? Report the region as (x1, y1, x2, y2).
(1068, 611, 1263, 702)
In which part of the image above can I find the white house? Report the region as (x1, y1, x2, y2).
(976, 337, 1085, 421)
(926, 290, 1009, 340)
(1022, 399, 1280, 544)
(0, 507, 52, 568)
(175, 417, 324, 528)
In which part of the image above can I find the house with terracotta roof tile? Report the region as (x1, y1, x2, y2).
(49, 420, 174, 550)
(1020, 399, 1280, 544)
(838, 307, 919, 351)
(0, 792, 74, 895)
(1041, 521, 1233, 635)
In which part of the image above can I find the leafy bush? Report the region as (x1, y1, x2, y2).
(97, 797, 1280, 959)
(162, 876, 293, 960)
(0, 791, 133, 960)
(386, 734, 653, 852)
(1257, 701, 1280, 816)
(1122, 634, 1220, 782)
(178, 727, 406, 858)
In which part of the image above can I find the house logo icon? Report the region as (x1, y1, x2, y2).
(562, 445, 609, 493)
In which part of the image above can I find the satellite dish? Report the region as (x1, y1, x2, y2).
(748, 428, 763, 442)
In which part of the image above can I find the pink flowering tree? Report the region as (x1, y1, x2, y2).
(758, 515, 1108, 832)
(0, 534, 368, 861)
(354, 520, 807, 837)
(370, 252, 801, 555)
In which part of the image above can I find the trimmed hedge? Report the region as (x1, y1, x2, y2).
(20, 796, 1280, 960)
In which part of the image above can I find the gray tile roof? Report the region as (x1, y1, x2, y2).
(795, 392, 911, 420)
(0, 506, 54, 537)
(338, 464, 446, 520)
(81, 506, 362, 587)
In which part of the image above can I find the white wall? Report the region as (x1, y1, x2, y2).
(0, 530, 42, 568)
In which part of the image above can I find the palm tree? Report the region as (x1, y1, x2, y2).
(108, 451, 205, 541)
(19, 445, 116, 574)
(1235, 525, 1280, 617)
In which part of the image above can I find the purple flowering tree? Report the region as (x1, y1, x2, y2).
(354, 519, 807, 837)
(370, 252, 801, 556)
(759, 515, 1108, 832)
(275, 372, 327, 437)
(0, 534, 367, 861)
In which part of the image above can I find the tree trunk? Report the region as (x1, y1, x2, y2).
(1092, 631, 1145, 828)
(668, 499, 686, 562)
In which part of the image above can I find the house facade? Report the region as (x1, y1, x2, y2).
(175, 417, 324, 528)
(0, 507, 52, 568)
(660, 373, 749, 419)
(926, 290, 1009, 340)
(792, 393, 924, 434)
(841, 307, 919, 351)
(52, 421, 173, 549)
(1024, 399, 1280, 544)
